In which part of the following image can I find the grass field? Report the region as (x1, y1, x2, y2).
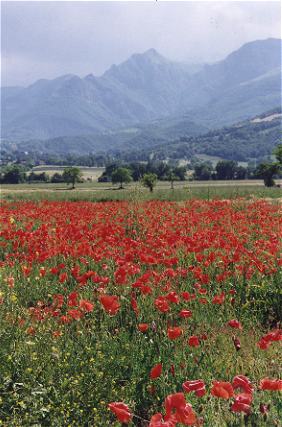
(1, 180, 282, 202)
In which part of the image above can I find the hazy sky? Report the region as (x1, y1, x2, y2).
(1, 1, 281, 87)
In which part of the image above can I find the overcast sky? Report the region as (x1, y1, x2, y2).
(1, 1, 281, 87)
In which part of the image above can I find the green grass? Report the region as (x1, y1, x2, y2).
(1, 181, 282, 203)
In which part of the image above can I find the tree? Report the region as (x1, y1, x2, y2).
(142, 173, 157, 192)
(255, 163, 280, 187)
(1, 165, 26, 184)
(193, 163, 213, 180)
(274, 144, 282, 164)
(51, 173, 64, 183)
(28, 172, 49, 183)
(130, 163, 146, 182)
(216, 160, 238, 180)
(62, 167, 82, 189)
(172, 166, 187, 181)
(167, 171, 179, 190)
(111, 167, 132, 189)
(234, 165, 247, 180)
(256, 144, 282, 187)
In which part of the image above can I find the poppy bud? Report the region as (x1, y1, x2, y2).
(259, 403, 269, 415)
(233, 336, 241, 351)
(151, 321, 157, 332)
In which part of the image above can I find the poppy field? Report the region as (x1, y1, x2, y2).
(0, 199, 281, 426)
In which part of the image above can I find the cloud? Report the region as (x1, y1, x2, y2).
(1, 1, 281, 86)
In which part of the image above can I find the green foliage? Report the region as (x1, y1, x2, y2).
(99, 162, 187, 184)
(0, 165, 27, 184)
(256, 162, 280, 187)
(111, 168, 132, 189)
(273, 144, 282, 164)
(50, 173, 65, 184)
(193, 163, 213, 180)
(255, 144, 282, 187)
(216, 161, 238, 180)
(142, 173, 158, 192)
(62, 167, 82, 189)
(28, 172, 49, 183)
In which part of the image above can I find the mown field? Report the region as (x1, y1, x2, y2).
(31, 166, 105, 181)
(0, 198, 281, 426)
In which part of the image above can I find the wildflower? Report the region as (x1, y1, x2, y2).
(149, 413, 176, 427)
(211, 381, 234, 399)
(179, 309, 192, 318)
(108, 402, 132, 424)
(138, 323, 149, 332)
(183, 379, 206, 397)
(231, 393, 252, 414)
(232, 375, 253, 394)
(100, 295, 120, 315)
(188, 336, 200, 347)
(257, 329, 282, 350)
(260, 378, 282, 391)
(155, 297, 170, 313)
(227, 319, 242, 330)
(150, 363, 162, 379)
(79, 299, 94, 312)
(167, 327, 183, 340)
(164, 393, 197, 426)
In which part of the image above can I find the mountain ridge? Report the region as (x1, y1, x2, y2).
(1, 38, 281, 142)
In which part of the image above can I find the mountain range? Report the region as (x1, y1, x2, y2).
(1, 38, 281, 148)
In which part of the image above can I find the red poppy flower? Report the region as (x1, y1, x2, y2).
(167, 327, 183, 340)
(211, 381, 234, 399)
(59, 272, 68, 283)
(188, 336, 200, 347)
(232, 375, 253, 394)
(79, 299, 94, 313)
(108, 402, 132, 424)
(260, 378, 282, 391)
(228, 319, 243, 330)
(138, 323, 149, 332)
(150, 363, 162, 379)
(164, 393, 197, 426)
(183, 379, 206, 397)
(231, 393, 252, 414)
(165, 292, 180, 304)
(179, 309, 192, 318)
(67, 292, 78, 307)
(149, 413, 176, 427)
(181, 292, 192, 301)
(67, 309, 83, 321)
(100, 295, 120, 315)
(212, 292, 225, 305)
(131, 296, 139, 316)
(258, 329, 282, 350)
(155, 297, 170, 313)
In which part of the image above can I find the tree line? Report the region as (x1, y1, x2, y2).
(1, 145, 281, 188)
